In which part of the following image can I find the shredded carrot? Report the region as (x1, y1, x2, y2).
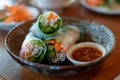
(49, 40, 66, 52)
(21, 56, 26, 60)
(21, 51, 26, 59)
(86, 0, 104, 6)
(26, 52, 31, 56)
(49, 40, 56, 45)
(3, 0, 32, 23)
(55, 42, 63, 52)
(47, 12, 57, 24)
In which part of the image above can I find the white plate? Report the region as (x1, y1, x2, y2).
(0, 6, 40, 31)
(79, 0, 120, 15)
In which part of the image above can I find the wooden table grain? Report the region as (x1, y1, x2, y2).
(0, 2, 120, 80)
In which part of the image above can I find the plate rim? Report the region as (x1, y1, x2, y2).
(79, 0, 120, 15)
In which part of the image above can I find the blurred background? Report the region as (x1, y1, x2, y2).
(0, 0, 120, 80)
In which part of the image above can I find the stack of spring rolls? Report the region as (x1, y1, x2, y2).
(20, 11, 85, 64)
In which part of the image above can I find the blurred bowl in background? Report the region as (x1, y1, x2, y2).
(79, 0, 120, 15)
(31, 0, 77, 9)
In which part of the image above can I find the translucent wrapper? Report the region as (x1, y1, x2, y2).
(19, 33, 46, 63)
(30, 11, 62, 39)
(44, 25, 80, 63)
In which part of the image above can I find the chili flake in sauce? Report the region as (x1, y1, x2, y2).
(72, 47, 102, 62)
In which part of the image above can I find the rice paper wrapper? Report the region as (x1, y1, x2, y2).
(44, 25, 80, 63)
(30, 23, 46, 39)
(57, 25, 80, 48)
(19, 33, 47, 63)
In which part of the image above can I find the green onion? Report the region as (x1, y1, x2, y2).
(53, 24, 58, 30)
(30, 40, 43, 47)
(79, 25, 85, 42)
(29, 56, 37, 62)
(48, 51, 55, 58)
(101, 0, 112, 9)
(37, 51, 45, 63)
(44, 27, 51, 33)
(47, 45, 54, 51)
(44, 40, 50, 45)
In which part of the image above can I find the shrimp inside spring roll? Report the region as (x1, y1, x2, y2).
(30, 11, 62, 39)
(38, 11, 62, 35)
(44, 25, 80, 63)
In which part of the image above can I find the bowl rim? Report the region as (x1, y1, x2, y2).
(79, 0, 120, 15)
(4, 17, 116, 70)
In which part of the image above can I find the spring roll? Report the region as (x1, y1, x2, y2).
(30, 11, 62, 39)
(44, 25, 80, 63)
(19, 33, 46, 63)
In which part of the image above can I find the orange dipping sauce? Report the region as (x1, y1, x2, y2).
(72, 47, 102, 62)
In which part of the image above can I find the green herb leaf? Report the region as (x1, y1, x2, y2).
(115, 0, 120, 4)
(47, 45, 54, 51)
(47, 51, 55, 58)
(29, 56, 37, 62)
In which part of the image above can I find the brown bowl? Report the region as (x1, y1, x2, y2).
(5, 17, 115, 76)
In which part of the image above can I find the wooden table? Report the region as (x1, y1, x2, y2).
(0, 2, 120, 80)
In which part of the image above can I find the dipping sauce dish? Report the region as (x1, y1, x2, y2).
(66, 42, 107, 66)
